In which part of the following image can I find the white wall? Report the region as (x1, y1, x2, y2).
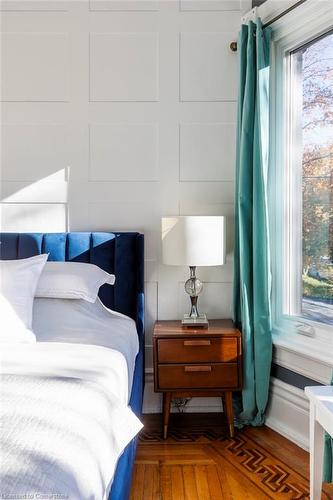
(0, 0, 250, 409)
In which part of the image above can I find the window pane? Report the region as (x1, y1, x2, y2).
(296, 32, 333, 325)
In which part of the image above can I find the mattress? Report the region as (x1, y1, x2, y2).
(32, 297, 139, 398)
(0, 342, 143, 500)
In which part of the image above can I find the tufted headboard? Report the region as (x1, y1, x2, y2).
(0, 232, 144, 338)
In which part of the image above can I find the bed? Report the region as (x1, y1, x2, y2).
(0, 231, 144, 500)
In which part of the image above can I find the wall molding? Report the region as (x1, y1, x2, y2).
(1, 1, 238, 335)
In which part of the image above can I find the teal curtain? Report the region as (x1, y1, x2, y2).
(233, 19, 272, 426)
(323, 374, 333, 483)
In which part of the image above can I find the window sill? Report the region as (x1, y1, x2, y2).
(272, 329, 333, 384)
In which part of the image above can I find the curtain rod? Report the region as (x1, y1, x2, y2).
(229, 0, 308, 52)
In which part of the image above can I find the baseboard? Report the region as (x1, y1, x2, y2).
(265, 377, 310, 451)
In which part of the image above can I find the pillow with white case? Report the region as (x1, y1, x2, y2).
(0, 294, 36, 343)
(35, 261, 115, 303)
(0, 253, 48, 335)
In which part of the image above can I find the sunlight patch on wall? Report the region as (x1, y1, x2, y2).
(0, 169, 69, 232)
(0, 203, 67, 232)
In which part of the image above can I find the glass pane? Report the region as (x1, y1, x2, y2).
(298, 32, 333, 324)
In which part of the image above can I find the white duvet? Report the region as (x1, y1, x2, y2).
(0, 343, 143, 500)
(32, 298, 139, 398)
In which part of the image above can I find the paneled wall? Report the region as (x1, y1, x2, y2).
(0, 0, 250, 403)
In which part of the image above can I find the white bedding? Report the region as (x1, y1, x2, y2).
(0, 342, 143, 500)
(32, 297, 139, 398)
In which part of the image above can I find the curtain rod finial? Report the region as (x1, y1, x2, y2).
(230, 41, 238, 52)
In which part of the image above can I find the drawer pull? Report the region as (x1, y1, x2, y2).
(183, 340, 211, 346)
(184, 365, 212, 372)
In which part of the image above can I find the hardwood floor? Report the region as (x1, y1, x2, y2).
(130, 413, 333, 500)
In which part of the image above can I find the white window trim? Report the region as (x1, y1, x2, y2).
(263, 0, 333, 369)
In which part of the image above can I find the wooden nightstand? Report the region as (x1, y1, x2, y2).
(153, 319, 242, 439)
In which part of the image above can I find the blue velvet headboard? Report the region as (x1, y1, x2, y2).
(0, 232, 144, 338)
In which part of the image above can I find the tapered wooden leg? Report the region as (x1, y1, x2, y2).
(221, 394, 225, 409)
(224, 391, 234, 438)
(221, 394, 225, 423)
(162, 392, 172, 439)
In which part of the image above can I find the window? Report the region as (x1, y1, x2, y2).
(287, 31, 333, 327)
(269, 0, 333, 366)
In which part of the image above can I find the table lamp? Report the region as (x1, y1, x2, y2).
(161, 216, 226, 327)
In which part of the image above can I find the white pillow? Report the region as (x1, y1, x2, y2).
(35, 261, 115, 302)
(0, 254, 48, 330)
(0, 294, 36, 343)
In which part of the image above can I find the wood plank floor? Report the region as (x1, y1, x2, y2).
(130, 413, 333, 500)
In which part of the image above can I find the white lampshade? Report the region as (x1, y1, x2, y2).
(161, 216, 226, 267)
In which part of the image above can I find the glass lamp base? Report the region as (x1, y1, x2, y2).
(182, 313, 208, 328)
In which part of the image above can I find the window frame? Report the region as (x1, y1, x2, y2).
(269, 0, 333, 355)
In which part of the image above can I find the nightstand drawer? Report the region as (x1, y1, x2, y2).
(157, 338, 238, 363)
(158, 363, 238, 390)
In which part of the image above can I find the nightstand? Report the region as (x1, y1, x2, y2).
(153, 320, 242, 439)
